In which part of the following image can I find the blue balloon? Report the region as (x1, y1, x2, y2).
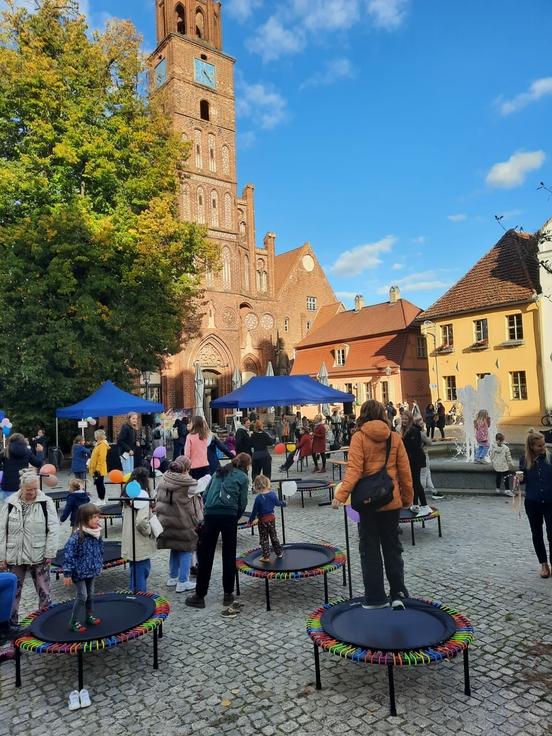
(126, 480, 141, 499)
(2, 427, 10, 437)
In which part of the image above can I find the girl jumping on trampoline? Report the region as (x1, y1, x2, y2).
(249, 475, 286, 562)
(63, 503, 103, 632)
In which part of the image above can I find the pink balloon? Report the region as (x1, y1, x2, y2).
(345, 505, 360, 524)
(40, 464, 57, 476)
(44, 475, 58, 488)
(151, 457, 161, 469)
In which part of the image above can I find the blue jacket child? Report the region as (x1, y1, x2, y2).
(64, 528, 104, 581)
(71, 440, 91, 475)
(60, 480, 91, 528)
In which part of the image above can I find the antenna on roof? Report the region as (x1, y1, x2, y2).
(494, 215, 506, 232)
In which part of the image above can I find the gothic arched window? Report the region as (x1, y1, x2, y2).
(200, 99, 210, 121)
(243, 255, 250, 291)
(284, 318, 289, 333)
(194, 129, 202, 169)
(195, 8, 205, 39)
(181, 182, 191, 220)
(210, 189, 219, 227)
(208, 133, 216, 173)
(222, 247, 231, 289)
(222, 145, 230, 175)
(224, 192, 232, 229)
(197, 186, 205, 224)
(256, 259, 268, 293)
(175, 3, 186, 34)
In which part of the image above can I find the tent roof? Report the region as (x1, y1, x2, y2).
(210, 375, 355, 409)
(56, 380, 164, 419)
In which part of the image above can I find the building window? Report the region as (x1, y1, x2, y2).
(224, 192, 232, 229)
(443, 375, 457, 401)
(507, 314, 523, 341)
(284, 318, 289, 333)
(200, 99, 210, 121)
(364, 382, 373, 400)
(336, 349, 346, 366)
(222, 145, 230, 175)
(474, 318, 488, 343)
(210, 190, 218, 227)
(222, 247, 231, 289)
(256, 260, 267, 293)
(208, 133, 216, 173)
(196, 187, 205, 224)
(194, 129, 202, 169)
(243, 255, 249, 291)
(307, 296, 317, 311)
(181, 183, 191, 220)
(416, 336, 427, 358)
(511, 371, 527, 400)
(195, 9, 205, 39)
(306, 321, 311, 332)
(381, 381, 389, 404)
(175, 3, 186, 34)
(345, 383, 353, 397)
(441, 324, 454, 347)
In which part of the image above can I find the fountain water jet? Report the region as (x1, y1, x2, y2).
(456, 375, 506, 462)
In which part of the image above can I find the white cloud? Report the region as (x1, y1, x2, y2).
(246, 16, 305, 62)
(366, 0, 408, 30)
(411, 235, 425, 244)
(300, 58, 355, 89)
(236, 80, 287, 130)
(498, 77, 552, 116)
(392, 262, 404, 270)
(447, 213, 467, 222)
(330, 236, 396, 277)
(377, 270, 451, 294)
(225, 0, 263, 23)
(486, 150, 546, 189)
(292, 0, 361, 32)
(238, 131, 257, 150)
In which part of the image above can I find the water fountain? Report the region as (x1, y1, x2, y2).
(456, 374, 506, 462)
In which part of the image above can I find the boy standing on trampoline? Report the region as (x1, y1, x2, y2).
(249, 475, 286, 562)
(63, 503, 103, 632)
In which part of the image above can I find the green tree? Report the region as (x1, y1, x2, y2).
(0, 0, 217, 434)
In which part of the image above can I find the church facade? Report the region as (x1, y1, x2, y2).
(149, 1, 336, 422)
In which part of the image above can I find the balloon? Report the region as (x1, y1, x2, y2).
(126, 480, 141, 498)
(151, 457, 161, 469)
(2, 427, 10, 437)
(346, 505, 360, 524)
(40, 464, 57, 476)
(44, 475, 58, 488)
(286, 443, 296, 453)
(108, 469, 124, 484)
(281, 480, 297, 498)
(274, 443, 286, 455)
(0, 418, 9, 428)
(133, 489, 150, 510)
(152, 446, 166, 459)
(123, 472, 131, 482)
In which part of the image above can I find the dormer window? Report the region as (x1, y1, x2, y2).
(333, 346, 349, 367)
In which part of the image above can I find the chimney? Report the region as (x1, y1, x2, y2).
(354, 294, 364, 312)
(389, 286, 401, 303)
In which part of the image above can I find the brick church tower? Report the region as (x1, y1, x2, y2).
(149, 1, 336, 421)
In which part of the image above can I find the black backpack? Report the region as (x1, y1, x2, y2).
(351, 436, 394, 513)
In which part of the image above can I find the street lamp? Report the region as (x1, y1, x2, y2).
(421, 321, 440, 401)
(142, 370, 152, 400)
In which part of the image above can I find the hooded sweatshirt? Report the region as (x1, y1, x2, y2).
(155, 471, 203, 552)
(0, 440, 42, 493)
(335, 419, 414, 511)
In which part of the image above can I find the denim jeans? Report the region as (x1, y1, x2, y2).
(121, 454, 135, 475)
(475, 444, 489, 461)
(71, 578, 95, 622)
(358, 509, 407, 605)
(0, 572, 17, 623)
(129, 559, 151, 593)
(169, 550, 193, 583)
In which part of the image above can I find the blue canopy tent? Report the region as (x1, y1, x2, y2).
(56, 380, 164, 445)
(210, 375, 355, 409)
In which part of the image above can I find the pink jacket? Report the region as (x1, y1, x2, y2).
(184, 433, 209, 469)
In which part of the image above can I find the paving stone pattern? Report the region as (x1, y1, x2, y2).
(2, 483, 552, 736)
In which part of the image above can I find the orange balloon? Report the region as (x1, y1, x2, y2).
(108, 469, 124, 484)
(44, 475, 58, 488)
(274, 443, 286, 455)
(40, 464, 57, 475)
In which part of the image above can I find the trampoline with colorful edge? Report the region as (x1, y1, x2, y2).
(278, 478, 335, 508)
(14, 591, 169, 691)
(306, 596, 474, 716)
(399, 506, 442, 546)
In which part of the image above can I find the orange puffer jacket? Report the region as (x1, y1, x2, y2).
(334, 420, 413, 511)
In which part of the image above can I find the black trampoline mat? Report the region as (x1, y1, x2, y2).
(400, 508, 433, 521)
(101, 503, 122, 517)
(30, 593, 156, 643)
(52, 541, 122, 568)
(296, 480, 331, 491)
(320, 597, 457, 652)
(46, 491, 68, 501)
(243, 543, 335, 572)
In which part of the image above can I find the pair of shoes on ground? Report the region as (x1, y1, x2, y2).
(221, 600, 244, 618)
(496, 489, 515, 497)
(409, 504, 432, 516)
(167, 577, 196, 592)
(68, 689, 91, 710)
(186, 592, 243, 610)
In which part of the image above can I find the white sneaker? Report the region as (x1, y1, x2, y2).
(166, 577, 178, 587)
(176, 581, 196, 593)
(361, 602, 390, 610)
(418, 505, 433, 516)
(391, 599, 406, 610)
(504, 489, 515, 497)
(409, 505, 419, 514)
(79, 689, 91, 708)
(68, 690, 81, 711)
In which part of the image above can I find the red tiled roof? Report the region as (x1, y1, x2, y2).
(295, 298, 422, 348)
(310, 302, 344, 330)
(420, 230, 540, 321)
(274, 246, 304, 292)
(292, 334, 408, 377)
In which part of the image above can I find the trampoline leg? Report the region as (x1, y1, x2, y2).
(387, 664, 397, 717)
(104, 518, 108, 537)
(342, 560, 347, 588)
(463, 648, 471, 696)
(235, 571, 241, 597)
(410, 522, 415, 547)
(159, 622, 163, 640)
(438, 515, 442, 538)
(153, 627, 159, 670)
(15, 645, 21, 688)
(265, 577, 271, 612)
(421, 519, 426, 529)
(77, 651, 84, 692)
(314, 644, 322, 690)
(323, 572, 329, 603)
(301, 491, 304, 509)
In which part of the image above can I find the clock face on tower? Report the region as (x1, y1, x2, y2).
(194, 59, 216, 89)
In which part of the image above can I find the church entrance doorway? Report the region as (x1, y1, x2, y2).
(203, 371, 220, 427)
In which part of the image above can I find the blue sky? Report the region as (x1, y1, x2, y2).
(9, 0, 552, 309)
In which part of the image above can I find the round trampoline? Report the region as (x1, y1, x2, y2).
(307, 597, 474, 715)
(280, 479, 334, 508)
(399, 506, 442, 546)
(236, 543, 347, 611)
(14, 591, 169, 691)
(237, 512, 256, 537)
(45, 490, 68, 511)
(51, 541, 125, 580)
(100, 502, 122, 538)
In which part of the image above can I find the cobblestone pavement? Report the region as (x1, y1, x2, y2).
(2, 475, 552, 736)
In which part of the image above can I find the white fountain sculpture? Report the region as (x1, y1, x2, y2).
(456, 374, 506, 462)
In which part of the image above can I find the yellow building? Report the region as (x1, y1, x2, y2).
(419, 230, 544, 425)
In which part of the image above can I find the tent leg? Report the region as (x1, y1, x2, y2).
(55, 418, 59, 451)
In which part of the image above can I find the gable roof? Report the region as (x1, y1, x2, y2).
(296, 298, 422, 349)
(273, 243, 335, 298)
(420, 230, 540, 321)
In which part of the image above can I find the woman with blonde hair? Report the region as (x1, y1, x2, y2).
(518, 429, 552, 578)
(184, 416, 211, 480)
(89, 428, 109, 504)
